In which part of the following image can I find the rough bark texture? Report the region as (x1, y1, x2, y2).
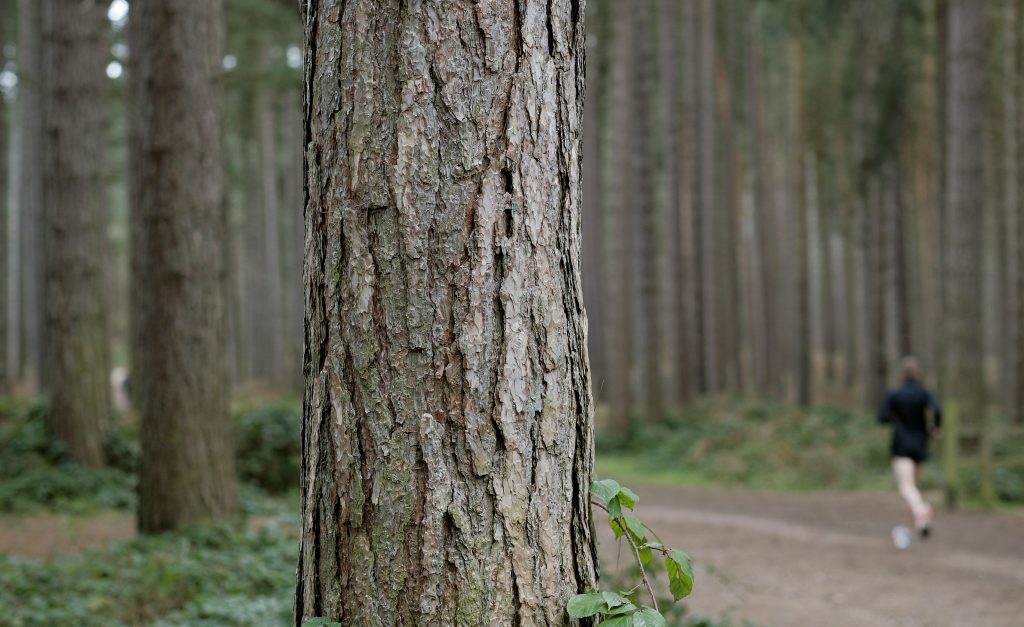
(40, 0, 112, 467)
(945, 0, 990, 498)
(296, 1, 597, 624)
(129, 0, 238, 532)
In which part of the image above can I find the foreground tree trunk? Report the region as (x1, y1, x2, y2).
(295, 1, 597, 624)
(129, 0, 238, 532)
(41, 0, 112, 467)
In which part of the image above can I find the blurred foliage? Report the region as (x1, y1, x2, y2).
(0, 396, 303, 513)
(0, 507, 297, 626)
(234, 402, 301, 494)
(0, 398, 136, 513)
(598, 398, 1024, 504)
(600, 398, 903, 493)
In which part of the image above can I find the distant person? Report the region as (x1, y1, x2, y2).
(878, 356, 942, 542)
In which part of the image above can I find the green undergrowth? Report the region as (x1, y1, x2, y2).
(597, 397, 1024, 504)
(0, 397, 303, 515)
(0, 501, 297, 626)
(598, 398, 904, 493)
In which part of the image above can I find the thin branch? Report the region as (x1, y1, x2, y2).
(591, 499, 659, 613)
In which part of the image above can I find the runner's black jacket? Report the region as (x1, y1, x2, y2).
(877, 381, 942, 462)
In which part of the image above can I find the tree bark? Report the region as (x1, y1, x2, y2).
(296, 1, 597, 624)
(698, 0, 718, 394)
(257, 66, 286, 388)
(40, 0, 112, 467)
(129, 0, 238, 532)
(945, 0, 990, 500)
(603, 0, 636, 436)
(1014, 0, 1024, 424)
(16, 0, 45, 389)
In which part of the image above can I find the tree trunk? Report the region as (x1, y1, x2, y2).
(603, 0, 636, 436)
(296, 1, 597, 624)
(698, 0, 718, 394)
(1014, 0, 1024, 424)
(40, 0, 112, 467)
(129, 0, 238, 532)
(16, 0, 45, 389)
(257, 69, 286, 388)
(945, 0, 990, 501)
(678, 0, 701, 401)
(280, 91, 305, 392)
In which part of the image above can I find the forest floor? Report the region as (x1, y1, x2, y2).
(1, 484, 1022, 626)
(598, 484, 1024, 627)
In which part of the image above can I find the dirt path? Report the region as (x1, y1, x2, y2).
(597, 484, 1024, 627)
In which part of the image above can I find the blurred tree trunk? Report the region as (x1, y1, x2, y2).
(16, 0, 44, 389)
(604, 0, 636, 436)
(1006, 0, 1023, 424)
(295, 2, 597, 623)
(698, 0, 718, 394)
(581, 0, 605, 406)
(945, 0, 991, 502)
(745, 10, 769, 395)
(256, 65, 285, 388)
(130, 0, 238, 532)
(0, 0, 8, 392)
(634, 0, 665, 421)
(40, 0, 112, 467)
(1013, 0, 1024, 424)
(791, 36, 811, 406)
(279, 91, 304, 392)
(678, 0, 701, 401)
(893, 161, 913, 358)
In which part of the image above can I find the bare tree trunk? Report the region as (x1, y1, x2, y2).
(0, 0, 10, 391)
(17, 0, 45, 390)
(1013, 0, 1024, 424)
(295, 1, 597, 624)
(280, 91, 305, 392)
(698, 0, 718, 394)
(945, 0, 991, 502)
(1005, 0, 1023, 424)
(257, 70, 286, 388)
(790, 37, 811, 406)
(581, 0, 605, 406)
(41, 0, 112, 467)
(604, 0, 636, 436)
(130, 0, 238, 532)
(679, 0, 702, 401)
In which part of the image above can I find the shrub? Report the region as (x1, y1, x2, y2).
(233, 402, 301, 494)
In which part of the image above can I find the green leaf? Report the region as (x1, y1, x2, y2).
(598, 617, 634, 627)
(607, 497, 623, 519)
(642, 542, 664, 551)
(617, 485, 640, 508)
(638, 545, 653, 565)
(666, 549, 695, 600)
(631, 606, 667, 627)
(609, 516, 625, 538)
(605, 600, 639, 616)
(567, 592, 609, 618)
(590, 479, 622, 506)
(601, 590, 631, 609)
(623, 514, 647, 544)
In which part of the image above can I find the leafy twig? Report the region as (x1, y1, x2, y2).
(591, 498, 659, 613)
